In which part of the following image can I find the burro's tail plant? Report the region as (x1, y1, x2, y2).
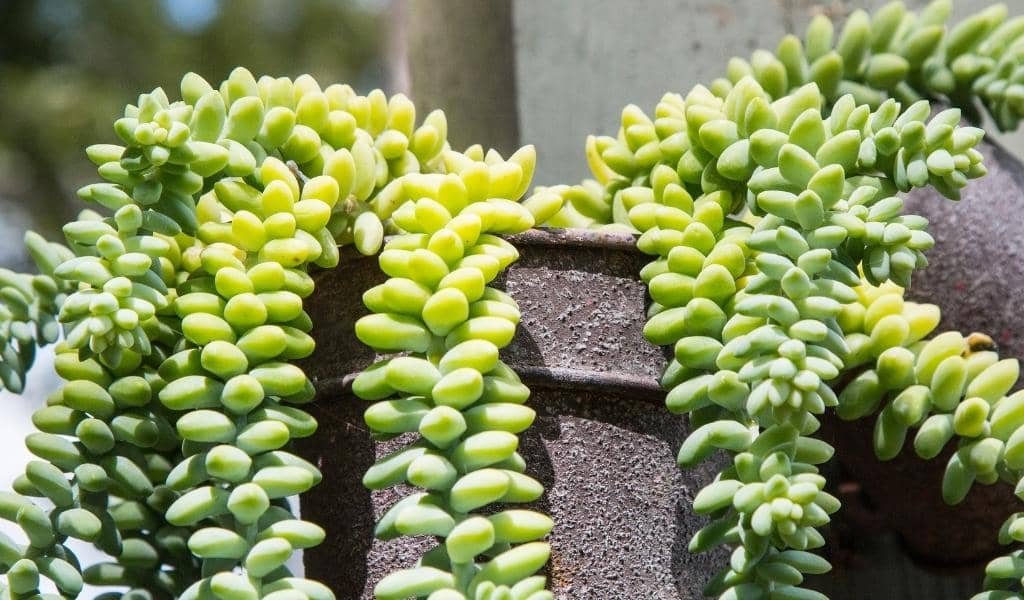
(628, 77, 984, 599)
(1, 1, 1024, 599)
(0, 234, 73, 394)
(0, 65, 560, 600)
(354, 149, 557, 600)
(542, 1, 1024, 599)
(721, 0, 1024, 131)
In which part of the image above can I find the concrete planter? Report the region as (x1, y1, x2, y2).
(296, 229, 725, 599)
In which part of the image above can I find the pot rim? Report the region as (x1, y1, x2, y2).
(505, 227, 641, 251)
(309, 227, 666, 403)
(329, 227, 642, 263)
(312, 365, 664, 403)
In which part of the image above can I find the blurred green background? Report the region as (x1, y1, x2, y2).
(0, 0, 396, 270)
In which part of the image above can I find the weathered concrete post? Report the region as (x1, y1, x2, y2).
(403, 0, 520, 156)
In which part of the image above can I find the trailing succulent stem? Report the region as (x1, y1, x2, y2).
(354, 146, 559, 600)
(551, 39, 990, 600)
(544, 2, 1024, 599)
(0, 66, 535, 600)
(720, 0, 1024, 131)
(0, 234, 73, 394)
(837, 285, 1024, 600)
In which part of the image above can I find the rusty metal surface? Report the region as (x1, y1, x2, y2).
(296, 229, 725, 599)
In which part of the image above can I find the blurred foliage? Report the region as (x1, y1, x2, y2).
(0, 0, 392, 269)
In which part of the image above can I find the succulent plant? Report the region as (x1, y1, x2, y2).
(0, 2, 1023, 599)
(566, 73, 984, 597)
(544, 2, 1024, 598)
(722, 0, 1024, 131)
(0, 67, 522, 600)
(354, 145, 556, 600)
(0, 234, 74, 395)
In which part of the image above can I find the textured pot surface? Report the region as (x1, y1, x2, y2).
(296, 229, 725, 599)
(820, 413, 1019, 567)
